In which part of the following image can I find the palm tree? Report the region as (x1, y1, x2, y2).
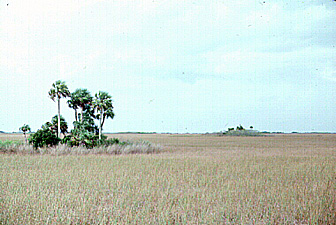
(19, 124, 31, 144)
(68, 89, 93, 122)
(93, 91, 114, 140)
(101, 107, 115, 129)
(67, 97, 79, 122)
(48, 80, 70, 138)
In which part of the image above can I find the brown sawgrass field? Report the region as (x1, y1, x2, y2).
(0, 133, 335, 224)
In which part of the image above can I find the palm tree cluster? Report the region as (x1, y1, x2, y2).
(48, 80, 114, 144)
(21, 80, 115, 148)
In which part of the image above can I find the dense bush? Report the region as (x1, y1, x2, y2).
(50, 115, 68, 135)
(66, 129, 99, 148)
(28, 128, 61, 149)
(64, 112, 100, 148)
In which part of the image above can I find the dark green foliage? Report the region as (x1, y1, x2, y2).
(67, 128, 99, 148)
(41, 115, 68, 135)
(63, 107, 102, 148)
(61, 135, 71, 144)
(65, 121, 121, 148)
(19, 124, 31, 133)
(51, 115, 68, 134)
(42, 115, 68, 135)
(67, 88, 93, 122)
(75, 112, 98, 134)
(28, 127, 61, 149)
(65, 114, 98, 148)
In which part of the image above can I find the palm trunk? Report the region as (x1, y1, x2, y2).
(24, 132, 27, 144)
(75, 109, 78, 122)
(58, 97, 61, 138)
(80, 107, 83, 122)
(99, 108, 103, 140)
(101, 116, 106, 128)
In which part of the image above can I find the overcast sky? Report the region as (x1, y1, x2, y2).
(1, 0, 335, 133)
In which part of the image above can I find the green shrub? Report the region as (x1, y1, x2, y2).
(96, 137, 120, 147)
(66, 129, 99, 148)
(61, 135, 71, 144)
(65, 115, 100, 148)
(28, 128, 61, 149)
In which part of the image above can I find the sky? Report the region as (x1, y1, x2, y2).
(0, 0, 335, 133)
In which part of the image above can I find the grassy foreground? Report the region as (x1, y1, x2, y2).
(0, 133, 335, 224)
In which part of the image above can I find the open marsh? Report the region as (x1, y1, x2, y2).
(0, 133, 335, 224)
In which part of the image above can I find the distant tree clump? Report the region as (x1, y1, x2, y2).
(236, 124, 245, 130)
(223, 124, 261, 136)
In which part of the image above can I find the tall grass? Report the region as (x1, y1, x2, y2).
(0, 140, 162, 155)
(46, 141, 163, 155)
(0, 140, 35, 154)
(0, 134, 335, 224)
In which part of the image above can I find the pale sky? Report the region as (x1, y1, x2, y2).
(1, 0, 335, 133)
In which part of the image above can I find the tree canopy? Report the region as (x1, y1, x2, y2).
(68, 88, 93, 122)
(48, 80, 71, 102)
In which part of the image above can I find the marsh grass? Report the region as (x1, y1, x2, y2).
(0, 139, 162, 155)
(0, 134, 335, 224)
(46, 141, 163, 155)
(0, 140, 35, 154)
